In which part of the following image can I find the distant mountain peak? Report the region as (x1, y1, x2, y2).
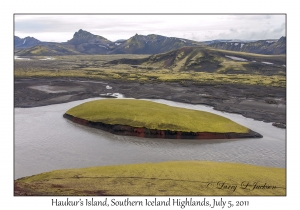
(68, 29, 111, 45)
(278, 36, 286, 42)
(14, 36, 41, 49)
(73, 29, 93, 38)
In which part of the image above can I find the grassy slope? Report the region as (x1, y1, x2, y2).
(137, 46, 286, 67)
(16, 44, 81, 56)
(66, 99, 249, 133)
(15, 161, 286, 196)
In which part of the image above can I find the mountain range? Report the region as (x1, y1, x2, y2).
(14, 29, 286, 56)
(208, 37, 286, 55)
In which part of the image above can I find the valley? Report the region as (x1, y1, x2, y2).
(14, 24, 286, 196)
(14, 46, 286, 126)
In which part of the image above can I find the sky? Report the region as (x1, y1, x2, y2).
(14, 14, 286, 42)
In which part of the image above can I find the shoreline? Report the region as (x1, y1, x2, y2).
(14, 97, 286, 180)
(14, 77, 286, 128)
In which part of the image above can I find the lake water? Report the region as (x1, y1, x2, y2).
(14, 98, 286, 179)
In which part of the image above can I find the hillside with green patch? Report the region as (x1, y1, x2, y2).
(14, 161, 286, 196)
(15, 44, 82, 56)
(107, 46, 286, 76)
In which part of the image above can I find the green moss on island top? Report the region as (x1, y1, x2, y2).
(65, 99, 249, 133)
(15, 161, 286, 196)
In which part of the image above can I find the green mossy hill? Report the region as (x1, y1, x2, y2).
(65, 99, 249, 133)
(14, 161, 286, 196)
(106, 46, 286, 76)
(16, 44, 81, 56)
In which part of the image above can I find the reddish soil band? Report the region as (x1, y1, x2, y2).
(63, 113, 263, 139)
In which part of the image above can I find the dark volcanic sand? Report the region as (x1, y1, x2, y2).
(14, 78, 286, 127)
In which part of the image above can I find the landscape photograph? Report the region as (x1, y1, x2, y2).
(14, 14, 286, 196)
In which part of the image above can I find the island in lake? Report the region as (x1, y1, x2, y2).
(63, 99, 262, 139)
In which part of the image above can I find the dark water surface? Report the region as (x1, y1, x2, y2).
(14, 98, 286, 179)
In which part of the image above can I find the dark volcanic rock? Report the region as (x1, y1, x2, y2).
(14, 36, 41, 49)
(14, 78, 286, 127)
(272, 122, 286, 129)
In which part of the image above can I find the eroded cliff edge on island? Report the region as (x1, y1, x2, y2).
(63, 113, 263, 139)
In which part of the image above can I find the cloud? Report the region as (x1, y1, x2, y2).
(273, 23, 285, 34)
(14, 14, 286, 42)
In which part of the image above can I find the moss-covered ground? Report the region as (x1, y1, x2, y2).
(66, 99, 249, 133)
(14, 161, 286, 196)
